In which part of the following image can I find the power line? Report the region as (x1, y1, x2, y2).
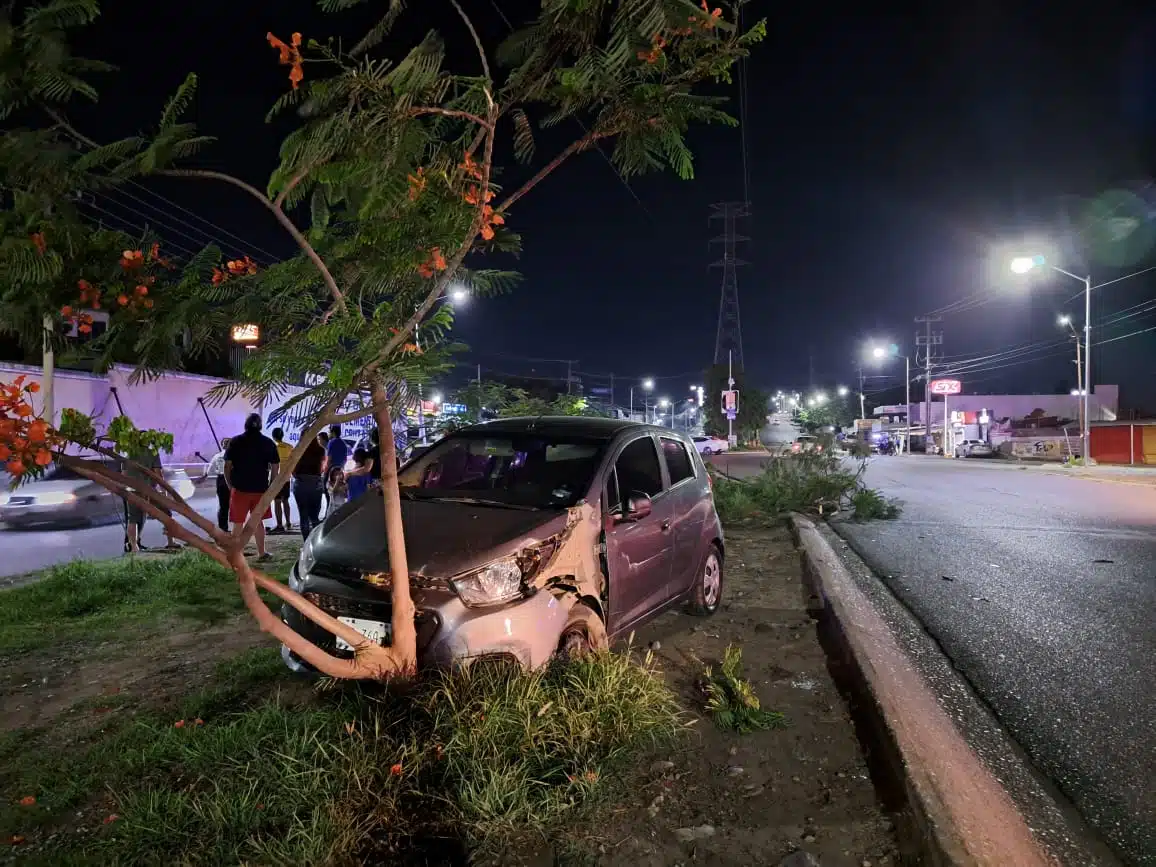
(77, 198, 201, 260)
(89, 191, 236, 261)
(123, 180, 282, 262)
(1094, 323, 1156, 347)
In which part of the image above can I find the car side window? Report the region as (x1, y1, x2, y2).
(660, 437, 695, 485)
(614, 437, 663, 499)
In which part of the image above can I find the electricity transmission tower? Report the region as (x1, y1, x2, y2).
(711, 202, 749, 369)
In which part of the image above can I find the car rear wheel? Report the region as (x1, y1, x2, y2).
(687, 544, 723, 616)
(556, 602, 608, 660)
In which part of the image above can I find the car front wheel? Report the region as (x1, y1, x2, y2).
(687, 544, 723, 616)
(556, 602, 608, 660)
(702, 447, 713, 456)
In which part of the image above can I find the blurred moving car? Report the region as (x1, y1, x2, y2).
(281, 417, 725, 673)
(791, 434, 820, 454)
(0, 463, 195, 528)
(691, 435, 729, 456)
(955, 439, 993, 458)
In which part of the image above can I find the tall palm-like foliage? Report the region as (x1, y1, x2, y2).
(0, 0, 764, 679)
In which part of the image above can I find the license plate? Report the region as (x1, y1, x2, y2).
(335, 616, 391, 651)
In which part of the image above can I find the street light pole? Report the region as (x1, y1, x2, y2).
(1010, 258, 1093, 463)
(857, 363, 865, 420)
(904, 354, 911, 455)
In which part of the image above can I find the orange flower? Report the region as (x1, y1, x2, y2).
(417, 247, 448, 278)
(211, 267, 225, 285)
(120, 250, 144, 270)
(267, 32, 305, 89)
(15, 404, 31, 418)
(407, 167, 426, 201)
(26, 382, 39, 394)
(0, 445, 10, 461)
(61, 305, 73, 317)
(78, 324, 92, 335)
(34, 449, 51, 467)
(27, 421, 47, 442)
(460, 153, 482, 180)
(118, 295, 129, 306)
(149, 242, 160, 260)
(30, 233, 45, 255)
(17, 796, 35, 806)
(174, 719, 185, 728)
(144, 299, 154, 309)
(6, 460, 25, 476)
(463, 185, 494, 206)
(135, 285, 148, 297)
(390, 763, 403, 776)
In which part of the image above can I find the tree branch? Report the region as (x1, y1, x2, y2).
(450, 0, 492, 84)
(410, 106, 493, 128)
(495, 131, 608, 213)
(157, 168, 347, 315)
(272, 166, 312, 209)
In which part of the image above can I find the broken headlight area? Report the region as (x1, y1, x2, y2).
(450, 558, 524, 608)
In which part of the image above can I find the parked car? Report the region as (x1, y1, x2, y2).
(281, 417, 725, 673)
(0, 463, 195, 528)
(791, 434, 820, 454)
(691, 435, 729, 456)
(955, 439, 993, 458)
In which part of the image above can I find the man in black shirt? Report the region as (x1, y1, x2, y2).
(292, 433, 327, 539)
(224, 413, 280, 561)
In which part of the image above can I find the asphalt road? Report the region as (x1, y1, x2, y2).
(0, 491, 231, 581)
(833, 457, 1156, 865)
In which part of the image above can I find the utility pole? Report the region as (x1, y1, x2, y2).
(857, 363, 865, 420)
(609, 372, 615, 414)
(476, 363, 482, 422)
(566, 359, 573, 395)
(728, 350, 735, 446)
(915, 316, 943, 444)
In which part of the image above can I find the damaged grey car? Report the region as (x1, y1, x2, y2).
(281, 417, 724, 673)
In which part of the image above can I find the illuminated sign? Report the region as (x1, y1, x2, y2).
(929, 379, 961, 396)
(231, 323, 260, 344)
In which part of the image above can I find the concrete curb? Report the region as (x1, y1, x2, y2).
(790, 513, 1055, 867)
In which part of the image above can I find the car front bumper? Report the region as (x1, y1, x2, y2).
(280, 563, 572, 673)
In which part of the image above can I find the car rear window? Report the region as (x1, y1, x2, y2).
(660, 437, 695, 485)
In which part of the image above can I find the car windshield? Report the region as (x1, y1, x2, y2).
(397, 433, 606, 509)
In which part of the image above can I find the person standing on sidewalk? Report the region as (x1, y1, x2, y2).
(123, 444, 180, 554)
(206, 437, 231, 533)
(270, 427, 294, 534)
(292, 432, 326, 539)
(325, 424, 348, 478)
(316, 430, 331, 515)
(224, 414, 280, 561)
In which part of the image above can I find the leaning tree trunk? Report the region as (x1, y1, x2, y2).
(372, 380, 418, 674)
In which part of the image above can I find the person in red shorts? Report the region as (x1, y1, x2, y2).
(224, 413, 281, 561)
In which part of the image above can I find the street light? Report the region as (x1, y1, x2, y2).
(867, 342, 911, 454)
(837, 385, 849, 397)
(630, 378, 654, 420)
(449, 286, 469, 304)
(1010, 254, 1092, 463)
(658, 397, 672, 427)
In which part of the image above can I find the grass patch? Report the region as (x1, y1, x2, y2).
(699, 645, 786, 734)
(849, 486, 901, 521)
(712, 452, 899, 523)
(0, 551, 282, 654)
(2, 649, 682, 863)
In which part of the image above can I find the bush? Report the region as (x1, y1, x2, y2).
(711, 452, 900, 523)
(849, 486, 900, 521)
(10, 649, 683, 863)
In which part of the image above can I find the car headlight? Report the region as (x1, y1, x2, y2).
(296, 533, 317, 586)
(450, 557, 524, 608)
(37, 492, 77, 506)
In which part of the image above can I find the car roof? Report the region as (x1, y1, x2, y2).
(464, 416, 658, 440)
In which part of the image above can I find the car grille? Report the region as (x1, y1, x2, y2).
(6, 497, 34, 506)
(300, 592, 440, 650)
(311, 560, 449, 591)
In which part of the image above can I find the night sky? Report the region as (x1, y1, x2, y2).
(61, 1, 1156, 411)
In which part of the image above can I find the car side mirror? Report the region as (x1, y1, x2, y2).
(618, 492, 652, 523)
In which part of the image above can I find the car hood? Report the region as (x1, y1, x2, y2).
(313, 491, 571, 578)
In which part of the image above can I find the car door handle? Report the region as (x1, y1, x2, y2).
(661, 519, 671, 532)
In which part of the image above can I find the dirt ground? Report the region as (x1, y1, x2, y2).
(561, 525, 902, 867)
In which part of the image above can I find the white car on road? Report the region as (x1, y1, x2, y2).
(692, 435, 729, 456)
